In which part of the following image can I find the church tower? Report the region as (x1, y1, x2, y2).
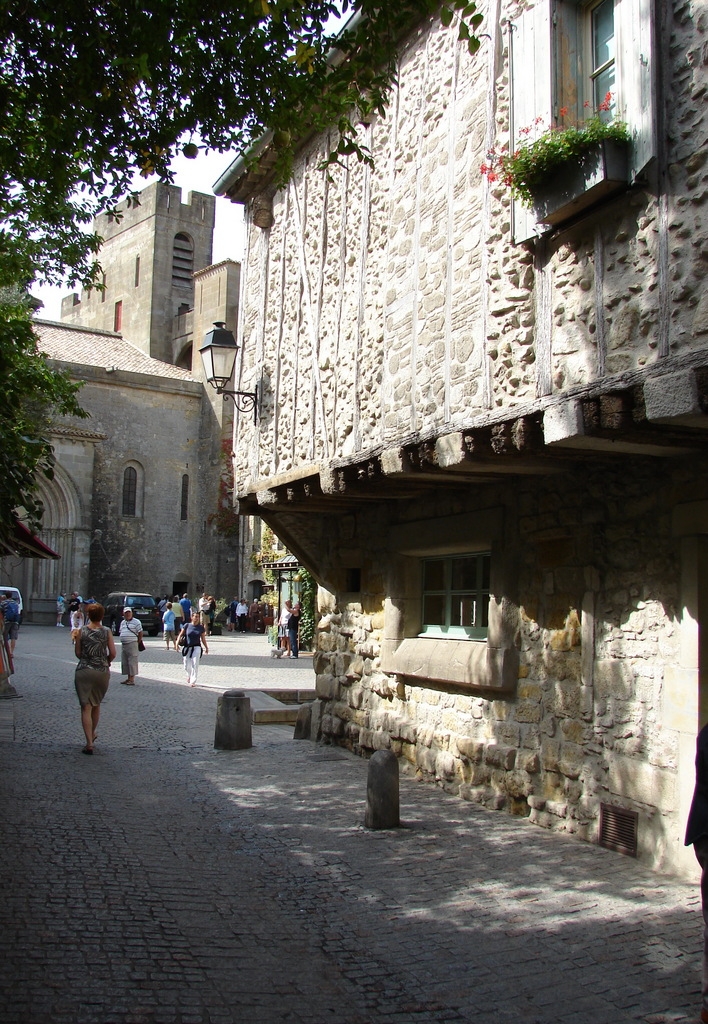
(60, 182, 216, 364)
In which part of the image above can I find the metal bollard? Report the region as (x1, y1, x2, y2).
(365, 749, 400, 829)
(214, 689, 252, 750)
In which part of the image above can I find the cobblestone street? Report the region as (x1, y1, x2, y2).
(0, 625, 704, 1023)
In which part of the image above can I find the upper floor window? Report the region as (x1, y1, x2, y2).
(421, 552, 491, 640)
(180, 474, 189, 521)
(510, 0, 655, 242)
(134, 255, 141, 288)
(589, 0, 615, 115)
(121, 462, 144, 518)
(172, 233, 194, 287)
(113, 300, 122, 332)
(122, 467, 137, 517)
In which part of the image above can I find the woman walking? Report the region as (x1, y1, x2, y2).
(74, 602, 116, 754)
(177, 611, 208, 687)
(119, 606, 143, 685)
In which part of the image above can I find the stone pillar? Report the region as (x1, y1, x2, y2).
(214, 689, 252, 750)
(365, 749, 400, 829)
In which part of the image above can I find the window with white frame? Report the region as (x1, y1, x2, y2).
(510, 0, 655, 242)
(588, 0, 616, 115)
(421, 552, 491, 640)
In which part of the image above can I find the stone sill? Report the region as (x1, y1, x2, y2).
(380, 637, 518, 693)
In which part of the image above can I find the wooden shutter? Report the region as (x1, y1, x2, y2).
(509, 1, 554, 244)
(553, 0, 581, 126)
(617, 0, 655, 180)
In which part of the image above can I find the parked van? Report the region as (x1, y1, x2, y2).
(103, 593, 161, 636)
(0, 586, 23, 622)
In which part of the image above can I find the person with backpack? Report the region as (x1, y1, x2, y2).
(2, 593, 21, 654)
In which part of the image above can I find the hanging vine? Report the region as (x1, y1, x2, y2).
(207, 438, 239, 537)
(298, 568, 317, 651)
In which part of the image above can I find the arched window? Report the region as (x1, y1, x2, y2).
(180, 474, 189, 521)
(121, 461, 144, 518)
(172, 232, 194, 286)
(122, 467, 137, 517)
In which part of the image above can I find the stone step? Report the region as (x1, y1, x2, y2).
(252, 707, 300, 725)
(263, 689, 317, 705)
(245, 689, 308, 726)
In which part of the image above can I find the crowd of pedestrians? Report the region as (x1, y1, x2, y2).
(0, 586, 305, 750)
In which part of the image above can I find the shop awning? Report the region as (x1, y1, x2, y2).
(0, 519, 60, 560)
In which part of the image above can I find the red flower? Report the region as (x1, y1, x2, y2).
(559, 106, 568, 118)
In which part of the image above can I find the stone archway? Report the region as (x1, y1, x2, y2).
(33, 462, 86, 600)
(0, 453, 92, 621)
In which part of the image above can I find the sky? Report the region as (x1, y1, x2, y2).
(30, 148, 245, 322)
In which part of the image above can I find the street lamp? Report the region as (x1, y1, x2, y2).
(199, 322, 259, 423)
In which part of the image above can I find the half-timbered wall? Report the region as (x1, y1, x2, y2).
(226, 0, 708, 877)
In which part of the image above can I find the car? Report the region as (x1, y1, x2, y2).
(103, 592, 161, 637)
(0, 586, 23, 623)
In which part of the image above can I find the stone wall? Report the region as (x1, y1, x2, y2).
(311, 455, 698, 870)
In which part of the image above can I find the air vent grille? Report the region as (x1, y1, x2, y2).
(599, 803, 638, 857)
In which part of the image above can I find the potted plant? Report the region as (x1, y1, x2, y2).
(482, 95, 631, 226)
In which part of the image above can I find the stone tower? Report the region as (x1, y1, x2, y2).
(60, 182, 216, 363)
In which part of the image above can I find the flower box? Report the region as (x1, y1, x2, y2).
(531, 139, 630, 227)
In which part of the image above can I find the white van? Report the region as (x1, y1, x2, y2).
(0, 587, 24, 621)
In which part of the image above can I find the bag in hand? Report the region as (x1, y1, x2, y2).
(137, 639, 145, 652)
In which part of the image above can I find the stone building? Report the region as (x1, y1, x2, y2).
(1, 184, 243, 617)
(215, 1, 708, 876)
(61, 182, 216, 365)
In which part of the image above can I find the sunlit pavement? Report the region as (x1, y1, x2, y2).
(0, 625, 703, 1023)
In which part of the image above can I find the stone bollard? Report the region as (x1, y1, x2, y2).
(293, 702, 313, 740)
(214, 689, 252, 750)
(365, 749, 400, 829)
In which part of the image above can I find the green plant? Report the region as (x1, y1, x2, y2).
(249, 524, 280, 587)
(208, 438, 238, 537)
(298, 568, 317, 652)
(482, 96, 630, 207)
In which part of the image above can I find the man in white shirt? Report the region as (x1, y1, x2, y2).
(236, 599, 249, 633)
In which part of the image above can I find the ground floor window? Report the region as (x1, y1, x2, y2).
(421, 552, 491, 639)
